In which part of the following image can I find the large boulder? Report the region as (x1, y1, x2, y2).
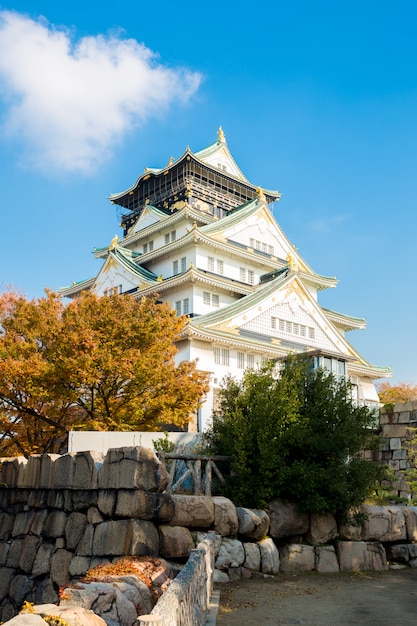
(212, 497, 239, 536)
(279, 544, 315, 573)
(315, 546, 339, 573)
(305, 513, 338, 546)
(243, 542, 261, 571)
(236, 507, 270, 540)
(215, 538, 245, 569)
(362, 505, 407, 542)
(92, 519, 159, 557)
(115, 490, 174, 523)
(24, 602, 107, 626)
(170, 495, 214, 527)
(268, 499, 309, 539)
(336, 541, 388, 571)
(258, 538, 280, 574)
(401, 506, 417, 542)
(98, 447, 169, 492)
(158, 525, 194, 558)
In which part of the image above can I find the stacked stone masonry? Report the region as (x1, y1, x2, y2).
(368, 401, 417, 499)
(1, 446, 417, 625)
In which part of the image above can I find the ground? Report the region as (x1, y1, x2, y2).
(217, 568, 417, 625)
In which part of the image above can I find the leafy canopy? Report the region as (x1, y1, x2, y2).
(377, 381, 417, 408)
(204, 357, 383, 515)
(0, 289, 209, 456)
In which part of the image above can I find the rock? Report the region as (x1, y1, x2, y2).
(268, 499, 309, 539)
(0, 568, 15, 602)
(115, 490, 174, 522)
(386, 544, 410, 563)
(3, 615, 46, 626)
(228, 567, 241, 581)
(0, 512, 14, 540)
(171, 495, 214, 527)
(0, 456, 27, 489)
(66, 512, 88, 550)
(98, 447, 169, 492)
(39, 454, 61, 489)
(32, 542, 54, 577)
(315, 546, 339, 573)
(336, 541, 388, 571)
(402, 506, 417, 541)
(51, 453, 76, 490)
(212, 497, 239, 536)
(19, 535, 41, 573)
(50, 549, 73, 587)
(27, 604, 107, 626)
(69, 556, 92, 578)
(305, 513, 338, 545)
(43, 510, 67, 539)
(9, 574, 33, 606)
(33, 578, 58, 605)
(243, 542, 261, 571)
(362, 505, 407, 542)
(213, 569, 230, 583)
(92, 520, 159, 557)
(158, 525, 194, 558)
(279, 544, 315, 573)
(236, 507, 270, 540)
(258, 537, 280, 574)
(215, 538, 245, 569)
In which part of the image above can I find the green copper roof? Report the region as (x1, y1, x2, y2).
(111, 246, 158, 282)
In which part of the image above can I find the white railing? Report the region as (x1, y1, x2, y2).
(138, 532, 216, 626)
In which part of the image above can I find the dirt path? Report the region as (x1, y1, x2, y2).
(216, 568, 417, 625)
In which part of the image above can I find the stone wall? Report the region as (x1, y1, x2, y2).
(366, 401, 417, 499)
(2, 446, 417, 625)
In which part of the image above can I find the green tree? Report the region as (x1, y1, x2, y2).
(204, 357, 383, 515)
(0, 289, 209, 456)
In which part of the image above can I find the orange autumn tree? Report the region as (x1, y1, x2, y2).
(377, 382, 417, 407)
(0, 290, 209, 456)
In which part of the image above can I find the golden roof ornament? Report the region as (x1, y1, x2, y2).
(167, 156, 174, 167)
(109, 234, 119, 250)
(217, 126, 226, 143)
(256, 187, 266, 202)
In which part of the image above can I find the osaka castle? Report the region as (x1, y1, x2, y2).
(61, 128, 390, 431)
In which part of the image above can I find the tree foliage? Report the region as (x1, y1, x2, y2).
(0, 290, 209, 456)
(204, 358, 383, 515)
(377, 381, 417, 408)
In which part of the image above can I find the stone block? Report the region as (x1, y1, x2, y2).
(32, 543, 54, 577)
(39, 454, 61, 489)
(42, 510, 67, 538)
(0, 513, 14, 540)
(98, 446, 169, 491)
(228, 567, 241, 581)
(305, 513, 338, 546)
(19, 535, 41, 573)
(236, 507, 270, 540)
(212, 496, 238, 536)
(0, 567, 15, 602)
(27, 604, 107, 626)
(0, 542, 10, 566)
(390, 438, 402, 450)
(362, 505, 406, 542)
(72, 490, 98, 511)
(115, 490, 174, 522)
(215, 537, 245, 569)
(315, 546, 339, 573)
(9, 574, 34, 606)
(279, 544, 315, 573)
(392, 449, 407, 460)
(65, 511, 88, 551)
(69, 556, 91, 577)
(258, 537, 280, 574)
(53, 453, 77, 490)
(72, 451, 104, 490)
(97, 489, 117, 517)
(170, 495, 214, 527)
(50, 548, 73, 587)
(243, 541, 261, 571)
(92, 519, 159, 557)
(33, 578, 58, 605)
(213, 569, 229, 583)
(336, 541, 388, 571)
(402, 506, 417, 541)
(87, 507, 104, 525)
(158, 525, 194, 558)
(22, 455, 43, 489)
(7, 538, 24, 568)
(268, 499, 309, 538)
(76, 524, 94, 557)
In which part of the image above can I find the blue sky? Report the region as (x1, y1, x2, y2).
(0, 1, 416, 384)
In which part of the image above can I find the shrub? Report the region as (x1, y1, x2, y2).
(204, 357, 384, 515)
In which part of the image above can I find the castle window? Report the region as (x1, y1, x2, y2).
(208, 257, 214, 272)
(212, 294, 220, 307)
(203, 291, 210, 305)
(175, 300, 181, 315)
(214, 347, 229, 366)
(181, 257, 187, 272)
(173, 260, 179, 274)
(248, 270, 254, 285)
(183, 298, 189, 315)
(217, 260, 224, 275)
(237, 352, 245, 369)
(165, 233, 170, 244)
(240, 267, 246, 282)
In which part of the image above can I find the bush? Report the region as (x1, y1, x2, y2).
(204, 357, 384, 515)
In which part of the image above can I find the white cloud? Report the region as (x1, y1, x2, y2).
(0, 11, 202, 174)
